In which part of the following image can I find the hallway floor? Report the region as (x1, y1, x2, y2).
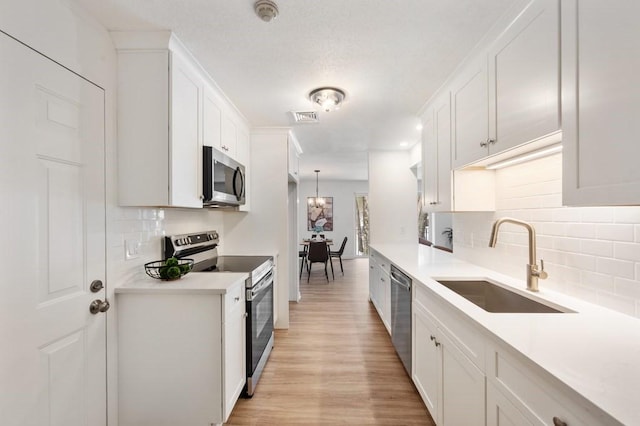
(226, 258, 435, 425)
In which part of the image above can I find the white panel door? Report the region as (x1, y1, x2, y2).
(0, 32, 106, 426)
(434, 93, 452, 212)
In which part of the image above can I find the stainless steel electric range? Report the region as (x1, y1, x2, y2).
(164, 230, 274, 397)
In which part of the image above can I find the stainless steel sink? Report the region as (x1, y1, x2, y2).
(435, 280, 573, 313)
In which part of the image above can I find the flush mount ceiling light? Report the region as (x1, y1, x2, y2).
(309, 87, 346, 112)
(254, 0, 279, 22)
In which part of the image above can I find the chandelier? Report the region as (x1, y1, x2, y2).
(308, 170, 325, 208)
(308, 87, 346, 112)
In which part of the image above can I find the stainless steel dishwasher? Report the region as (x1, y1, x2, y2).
(390, 265, 412, 375)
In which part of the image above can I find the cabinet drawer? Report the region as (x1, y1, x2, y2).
(488, 343, 618, 426)
(415, 284, 486, 371)
(225, 280, 245, 314)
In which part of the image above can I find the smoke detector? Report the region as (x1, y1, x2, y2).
(254, 0, 279, 22)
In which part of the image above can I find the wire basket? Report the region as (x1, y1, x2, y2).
(144, 259, 194, 280)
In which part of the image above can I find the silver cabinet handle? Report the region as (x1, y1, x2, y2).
(480, 140, 488, 148)
(234, 296, 240, 302)
(430, 335, 436, 341)
(89, 299, 110, 314)
(488, 138, 496, 145)
(435, 340, 441, 347)
(552, 417, 567, 426)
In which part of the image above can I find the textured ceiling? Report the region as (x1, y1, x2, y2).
(75, 0, 516, 180)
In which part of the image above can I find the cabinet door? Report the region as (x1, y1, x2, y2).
(487, 381, 534, 426)
(433, 93, 452, 211)
(203, 85, 222, 149)
(451, 58, 489, 168)
(170, 52, 202, 208)
(421, 108, 437, 206)
(379, 265, 391, 333)
(441, 332, 485, 426)
(488, 0, 560, 155)
(223, 282, 246, 421)
(221, 114, 238, 158)
(562, 0, 640, 205)
(237, 126, 250, 211)
(413, 304, 441, 423)
(369, 259, 379, 309)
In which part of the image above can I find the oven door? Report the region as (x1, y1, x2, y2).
(246, 270, 274, 380)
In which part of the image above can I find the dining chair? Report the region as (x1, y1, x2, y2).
(299, 245, 308, 279)
(306, 241, 330, 282)
(329, 237, 348, 276)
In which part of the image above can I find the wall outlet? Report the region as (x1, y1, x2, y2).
(125, 239, 141, 260)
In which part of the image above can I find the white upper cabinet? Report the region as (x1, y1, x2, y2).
(113, 31, 251, 208)
(451, 0, 560, 169)
(169, 52, 203, 208)
(562, 0, 640, 206)
(220, 114, 238, 158)
(451, 57, 490, 168)
(203, 85, 222, 150)
(488, 0, 560, 154)
(423, 93, 452, 211)
(115, 33, 203, 208)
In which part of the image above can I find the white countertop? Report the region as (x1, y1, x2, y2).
(371, 243, 640, 425)
(115, 271, 248, 295)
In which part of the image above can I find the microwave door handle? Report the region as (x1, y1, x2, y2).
(233, 167, 244, 201)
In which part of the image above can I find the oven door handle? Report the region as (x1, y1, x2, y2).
(247, 271, 274, 301)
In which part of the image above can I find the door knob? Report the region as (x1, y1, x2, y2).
(90, 280, 103, 293)
(89, 299, 110, 314)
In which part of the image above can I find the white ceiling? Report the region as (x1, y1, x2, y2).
(75, 0, 516, 180)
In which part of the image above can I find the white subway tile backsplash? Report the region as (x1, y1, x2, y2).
(614, 207, 640, 224)
(596, 257, 635, 279)
(554, 237, 581, 253)
(552, 208, 580, 222)
(596, 224, 635, 242)
(453, 155, 640, 318)
(566, 223, 595, 239)
(541, 222, 568, 237)
(564, 253, 596, 271)
(596, 291, 637, 317)
(581, 207, 614, 223)
(580, 239, 613, 258)
(613, 242, 640, 262)
(614, 277, 640, 299)
(581, 271, 615, 292)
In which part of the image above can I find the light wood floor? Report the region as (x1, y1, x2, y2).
(226, 258, 435, 425)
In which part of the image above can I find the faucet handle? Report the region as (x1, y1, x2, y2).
(537, 259, 548, 280)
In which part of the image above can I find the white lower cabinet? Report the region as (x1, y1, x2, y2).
(369, 250, 391, 333)
(116, 279, 246, 426)
(413, 286, 485, 425)
(487, 343, 620, 426)
(487, 381, 534, 426)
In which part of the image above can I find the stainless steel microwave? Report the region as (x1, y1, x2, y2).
(203, 146, 246, 207)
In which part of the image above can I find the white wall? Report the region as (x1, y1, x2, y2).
(222, 128, 291, 329)
(0, 3, 227, 423)
(454, 153, 640, 318)
(297, 179, 368, 259)
(368, 151, 418, 245)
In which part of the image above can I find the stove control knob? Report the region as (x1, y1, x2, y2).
(187, 237, 192, 244)
(212, 232, 219, 240)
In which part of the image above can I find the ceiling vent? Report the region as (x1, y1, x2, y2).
(290, 111, 319, 123)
